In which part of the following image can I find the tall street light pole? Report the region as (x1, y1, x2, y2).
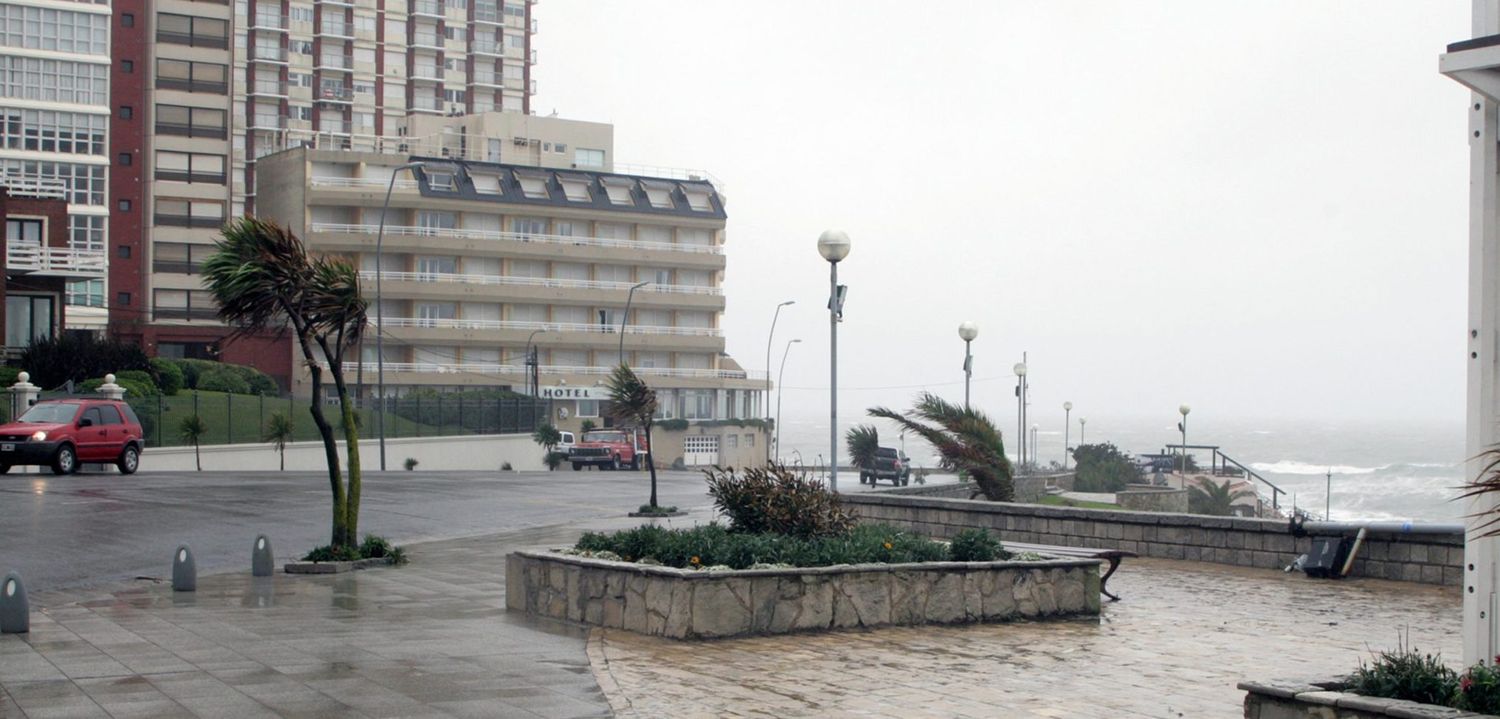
(958, 321, 978, 409)
(766, 300, 795, 463)
(618, 280, 651, 362)
(375, 160, 425, 473)
(817, 229, 850, 492)
(1178, 404, 1191, 474)
(524, 328, 543, 399)
(1013, 362, 1027, 468)
(775, 338, 801, 464)
(1079, 416, 1086, 446)
(1063, 401, 1072, 469)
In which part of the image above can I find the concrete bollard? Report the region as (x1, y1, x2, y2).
(0, 571, 28, 633)
(172, 545, 196, 592)
(252, 535, 274, 577)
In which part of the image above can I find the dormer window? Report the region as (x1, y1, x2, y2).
(514, 169, 549, 199)
(558, 173, 592, 202)
(468, 169, 503, 194)
(600, 177, 633, 206)
(423, 165, 459, 191)
(683, 184, 714, 212)
(641, 180, 675, 209)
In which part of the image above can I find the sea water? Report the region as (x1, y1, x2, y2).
(772, 414, 1467, 523)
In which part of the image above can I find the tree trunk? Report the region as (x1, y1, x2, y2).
(645, 423, 658, 508)
(322, 340, 361, 547)
(279, 446, 285, 471)
(194, 438, 200, 472)
(296, 337, 346, 548)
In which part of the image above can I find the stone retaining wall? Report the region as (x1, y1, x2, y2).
(1239, 679, 1500, 718)
(843, 493, 1464, 585)
(506, 550, 1101, 639)
(1116, 488, 1189, 513)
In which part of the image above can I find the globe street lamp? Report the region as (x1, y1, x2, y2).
(1079, 416, 1086, 446)
(775, 338, 801, 463)
(618, 280, 652, 361)
(1013, 362, 1027, 468)
(1178, 404, 1192, 474)
(958, 322, 978, 409)
(766, 300, 795, 463)
(1062, 401, 1073, 469)
(376, 160, 426, 472)
(817, 229, 851, 492)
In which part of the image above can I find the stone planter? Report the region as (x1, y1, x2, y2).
(283, 556, 396, 574)
(506, 550, 1101, 640)
(1239, 678, 1500, 718)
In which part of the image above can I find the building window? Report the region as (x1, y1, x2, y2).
(5, 295, 54, 349)
(155, 151, 226, 184)
(152, 289, 217, 320)
(0, 57, 108, 105)
(154, 199, 224, 228)
(121, 60, 133, 73)
(117, 199, 131, 212)
(155, 104, 227, 139)
(117, 153, 131, 165)
(152, 242, 213, 274)
(725, 434, 738, 449)
(577, 400, 599, 418)
(641, 181, 675, 209)
(68, 215, 103, 252)
(514, 170, 548, 198)
(575, 148, 605, 169)
(156, 13, 228, 49)
(117, 246, 130, 259)
(0, 108, 108, 155)
(155, 59, 228, 94)
(66, 279, 103, 308)
(118, 106, 132, 119)
(116, 292, 130, 306)
(0, 5, 109, 54)
(5, 218, 42, 246)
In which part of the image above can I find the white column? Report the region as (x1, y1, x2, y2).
(8, 372, 38, 418)
(97, 374, 126, 401)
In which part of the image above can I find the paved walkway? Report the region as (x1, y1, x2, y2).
(0, 510, 1466, 718)
(590, 557, 1461, 718)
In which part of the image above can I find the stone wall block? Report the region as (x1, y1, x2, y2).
(690, 578, 753, 638)
(663, 583, 693, 639)
(961, 572, 983, 620)
(982, 571, 1017, 619)
(1122, 524, 1144, 541)
(926, 572, 965, 623)
(1389, 543, 1411, 562)
(1408, 544, 1429, 564)
(890, 571, 929, 625)
(1012, 572, 1040, 618)
(747, 577, 781, 634)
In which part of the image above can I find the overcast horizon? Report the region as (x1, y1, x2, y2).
(533, 2, 1472, 434)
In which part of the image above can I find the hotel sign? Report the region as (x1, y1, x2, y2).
(538, 386, 602, 400)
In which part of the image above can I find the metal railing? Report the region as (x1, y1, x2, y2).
(375, 316, 723, 337)
(357, 270, 723, 295)
(1163, 443, 1288, 514)
(316, 55, 353, 70)
(6, 243, 108, 277)
(411, 0, 443, 14)
(0, 176, 68, 200)
(472, 38, 502, 54)
(250, 13, 287, 30)
(410, 64, 444, 79)
(309, 176, 420, 189)
(311, 222, 725, 256)
(250, 79, 288, 96)
(342, 362, 764, 381)
(249, 46, 289, 62)
(318, 19, 352, 36)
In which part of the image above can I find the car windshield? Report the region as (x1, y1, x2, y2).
(876, 448, 898, 457)
(17, 403, 79, 424)
(583, 432, 627, 443)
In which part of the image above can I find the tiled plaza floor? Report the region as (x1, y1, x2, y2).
(589, 557, 1462, 718)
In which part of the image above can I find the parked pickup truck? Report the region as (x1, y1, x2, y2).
(569, 429, 648, 471)
(859, 447, 911, 486)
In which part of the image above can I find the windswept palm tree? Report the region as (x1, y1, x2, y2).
(868, 393, 1013, 501)
(1188, 479, 1256, 516)
(606, 363, 659, 508)
(845, 424, 879, 474)
(179, 414, 207, 471)
(262, 412, 295, 471)
(202, 218, 368, 548)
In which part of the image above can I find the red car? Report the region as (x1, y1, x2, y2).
(0, 399, 144, 475)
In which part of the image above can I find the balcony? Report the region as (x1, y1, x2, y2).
(6, 244, 107, 278)
(471, 71, 502, 87)
(310, 223, 725, 256)
(317, 85, 354, 103)
(411, 0, 442, 16)
(318, 19, 353, 38)
(357, 270, 723, 296)
(411, 96, 443, 113)
(319, 121, 353, 135)
(412, 32, 444, 49)
(319, 0, 354, 7)
(156, 77, 229, 94)
(371, 316, 722, 338)
(249, 114, 287, 130)
(153, 307, 220, 321)
(309, 176, 420, 189)
(472, 38, 502, 55)
(340, 362, 762, 381)
(316, 55, 353, 71)
(250, 13, 288, 31)
(474, 6, 500, 23)
(250, 46, 290, 63)
(249, 79, 289, 97)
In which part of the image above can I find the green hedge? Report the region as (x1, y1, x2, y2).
(572, 523, 1010, 570)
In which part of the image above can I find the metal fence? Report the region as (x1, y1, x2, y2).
(19, 391, 546, 449)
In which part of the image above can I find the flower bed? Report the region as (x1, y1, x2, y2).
(505, 548, 1101, 639)
(1239, 678, 1500, 719)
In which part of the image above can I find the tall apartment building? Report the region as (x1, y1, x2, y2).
(0, 0, 113, 334)
(252, 116, 767, 461)
(107, 0, 536, 371)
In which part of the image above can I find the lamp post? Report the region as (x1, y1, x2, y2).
(766, 300, 795, 463)
(1031, 423, 1039, 466)
(775, 338, 801, 463)
(1079, 416, 1086, 446)
(1178, 404, 1191, 474)
(817, 229, 850, 492)
(617, 280, 651, 362)
(958, 321, 978, 409)
(524, 328, 543, 399)
(1062, 401, 1072, 469)
(375, 160, 425, 472)
(1013, 362, 1027, 467)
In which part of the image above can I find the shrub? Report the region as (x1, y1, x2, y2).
(657, 418, 689, 431)
(704, 464, 856, 539)
(0, 367, 20, 388)
(1072, 443, 1143, 493)
(636, 504, 678, 515)
(1348, 637, 1458, 707)
(1457, 663, 1500, 714)
(404, 457, 418, 471)
(196, 366, 251, 395)
(20, 334, 151, 388)
(303, 544, 361, 562)
(571, 523, 951, 569)
(115, 369, 156, 391)
(359, 534, 408, 565)
(150, 358, 184, 396)
(501, 461, 513, 471)
(173, 359, 215, 389)
(544, 451, 568, 470)
(127, 397, 156, 438)
(949, 528, 1007, 562)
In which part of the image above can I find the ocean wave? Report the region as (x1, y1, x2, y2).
(1251, 460, 1385, 475)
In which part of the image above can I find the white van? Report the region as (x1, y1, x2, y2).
(558, 431, 576, 453)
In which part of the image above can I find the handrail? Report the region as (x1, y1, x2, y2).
(356, 270, 721, 295)
(374, 316, 722, 337)
(311, 222, 725, 256)
(339, 361, 765, 380)
(1215, 451, 1286, 510)
(309, 176, 419, 189)
(6, 243, 108, 276)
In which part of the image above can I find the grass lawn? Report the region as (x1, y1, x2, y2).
(131, 391, 542, 448)
(1031, 495, 1120, 511)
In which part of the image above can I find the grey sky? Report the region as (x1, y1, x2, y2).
(533, 1, 1470, 428)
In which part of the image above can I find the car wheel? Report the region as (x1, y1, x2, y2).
(611, 455, 621, 471)
(630, 455, 640, 471)
(572, 462, 582, 471)
(117, 444, 140, 475)
(51, 444, 77, 475)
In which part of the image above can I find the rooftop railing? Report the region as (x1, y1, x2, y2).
(374, 316, 722, 337)
(311, 222, 725, 256)
(357, 269, 722, 296)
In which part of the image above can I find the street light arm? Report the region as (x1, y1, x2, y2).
(617, 281, 651, 362)
(374, 160, 425, 473)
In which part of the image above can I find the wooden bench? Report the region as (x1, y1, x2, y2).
(1001, 541, 1137, 602)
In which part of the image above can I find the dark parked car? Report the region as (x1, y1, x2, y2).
(860, 447, 911, 486)
(0, 399, 144, 475)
